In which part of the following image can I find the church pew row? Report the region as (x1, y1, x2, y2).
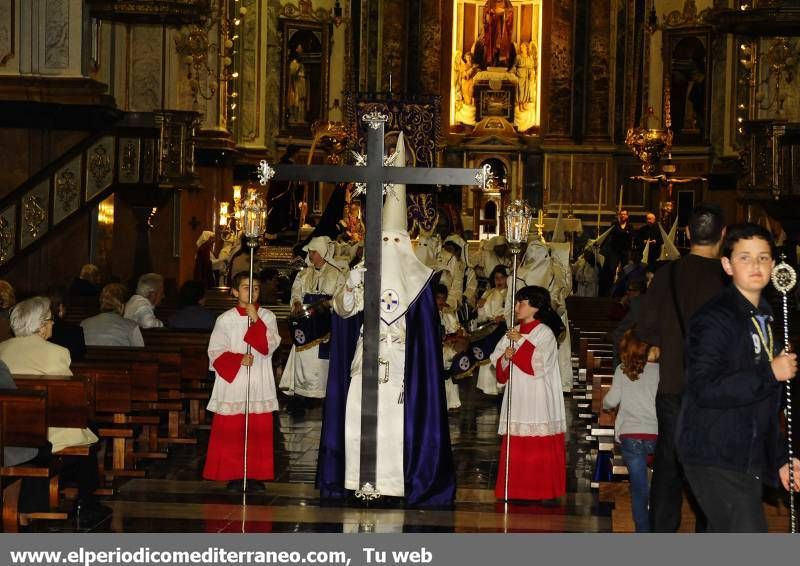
(18, 369, 164, 481)
(0, 389, 72, 531)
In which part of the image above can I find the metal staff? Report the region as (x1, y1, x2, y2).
(772, 254, 798, 533)
(241, 178, 270, 498)
(502, 200, 534, 507)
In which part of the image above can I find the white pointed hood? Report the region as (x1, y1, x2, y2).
(378, 131, 433, 326)
(551, 204, 566, 243)
(657, 218, 681, 261)
(382, 131, 408, 232)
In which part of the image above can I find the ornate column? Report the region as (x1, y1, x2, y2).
(583, 0, 613, 142)
(542, 0, 575, 140)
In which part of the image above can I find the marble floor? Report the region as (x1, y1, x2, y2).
(36, 372, 610, 533)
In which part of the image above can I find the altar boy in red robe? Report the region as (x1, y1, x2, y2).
(203, 272, 282, 492)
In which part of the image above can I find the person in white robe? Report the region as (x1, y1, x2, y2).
(324, 133, 455, 504)
(204, 274, 282, 490)
(490, 285, 566, 500)
(476, 235, 511, 278)
(435, 284, 463, 410)
(506, 238, 574, 392)
(444, 233, 479, 308)
(572, 248, 600, 297)
(413, 231, 441, 270)
(281, 236, 346, 398)
(476, 265, 508, 395)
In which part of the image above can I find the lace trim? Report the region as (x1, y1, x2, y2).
(207, 399, 279, 415)
(498, 420, 566, 437)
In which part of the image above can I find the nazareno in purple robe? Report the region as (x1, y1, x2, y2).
(316, 278, 456, 507)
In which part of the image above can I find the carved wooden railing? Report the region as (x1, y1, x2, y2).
(0, 110, 199, 271)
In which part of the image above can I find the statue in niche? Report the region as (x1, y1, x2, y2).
(514, 41, 537, 110)
(458, 51, 480, 106)
(452, 50, 479, 125)
(480, 0, 515, 69)
(287, 44, 309, 123)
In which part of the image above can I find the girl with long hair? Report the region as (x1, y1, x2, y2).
(602, 327, 659, 532)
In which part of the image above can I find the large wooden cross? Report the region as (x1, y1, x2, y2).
(260, 111, 487, 498)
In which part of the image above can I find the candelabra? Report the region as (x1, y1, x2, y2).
(174, 0, 246, 108)
(218, 185, 259, 245)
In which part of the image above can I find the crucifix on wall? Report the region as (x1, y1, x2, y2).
(260, 111, 488, 498)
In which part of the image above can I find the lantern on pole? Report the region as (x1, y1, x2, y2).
(240, 190, 266, 494)
(501, 199, 534, 505)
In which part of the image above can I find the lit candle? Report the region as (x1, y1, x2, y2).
(233, 185, 242, 201)
(618, 184, 623, 212)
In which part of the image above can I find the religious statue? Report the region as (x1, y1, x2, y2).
(452, 50, 478, 125)
(459, 52, 479, 106)
(514, 41, 537, 110)
(480, 0, 515, 69)
(288, 44, 309, 123)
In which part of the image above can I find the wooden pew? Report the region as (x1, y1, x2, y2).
(0, 389, 69, 531)
(83, 347, 196, 447)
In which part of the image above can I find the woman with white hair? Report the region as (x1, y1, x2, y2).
(123, 273, 165, 328)
(281, 236, 346, 401)
(0, 298, 99, 452)
(0, 297, 105, 524)
(0, 297, 71, 373)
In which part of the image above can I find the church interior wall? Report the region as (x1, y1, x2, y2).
(0, 0, 780, 288)
(0, 129, 89, 199)
(3, 208, 91, 296)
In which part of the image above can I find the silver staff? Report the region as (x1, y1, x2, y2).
(502, 200, 534, 507)
(771, 254, 797, 533)
(241, 184, 268, 497)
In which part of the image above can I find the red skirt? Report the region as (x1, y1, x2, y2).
(495, 433, 566, 500)
(203, 412, 275, 481)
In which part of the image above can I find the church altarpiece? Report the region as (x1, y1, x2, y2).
(450, 0, 542, 133)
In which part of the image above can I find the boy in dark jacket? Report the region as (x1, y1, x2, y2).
(677, 223, 799, 532)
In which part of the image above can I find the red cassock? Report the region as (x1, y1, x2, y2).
(492, 319, 567, 500)
(203, 307, 280, 481)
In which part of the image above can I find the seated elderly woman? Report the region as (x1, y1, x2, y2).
(0, 297, 107, 524)
(123, 273, 165, 329)
(82, 283, 145, 347)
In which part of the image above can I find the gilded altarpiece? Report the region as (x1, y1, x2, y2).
(450, 0, 542, 132)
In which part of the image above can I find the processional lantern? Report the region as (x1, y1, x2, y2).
(242, 192, 267, 245)
(504, 200, 534, 254)
(500, 199, 534, 507)
(239, 188, 267, 498)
